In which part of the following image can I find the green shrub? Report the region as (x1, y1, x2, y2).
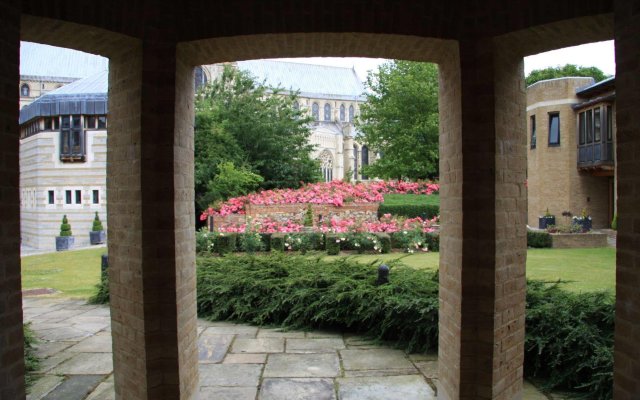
(284, 232, 324, 253)
(59, 215, 72, 237)
(24, 323, 40, 388)
(375, 233, 391, 253)
(525, 280, 613, 398)
(527, 230, 552, 248)
(91, 212, 104, 231)
(424, 232, 439, 252)
(88, 273, 110, 304)
(390, 230, 427, 253)
(215, 234, 237, 255)
(326, 234, 341, 255)
(240, 231, 265, 254)
(378, 204, 439, 220)
(270, 233, 286, 252)
(260, 233, 272, 251)
(303, 205, 314, 227)
(196, 254, 439, 352)
(196, 228, 216, 254)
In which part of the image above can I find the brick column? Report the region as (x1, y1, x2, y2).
(438, 38, 527, 400)
(613, 1, 640, 397)
(0, 2, 25, 399)
(108, 39, 198, 400)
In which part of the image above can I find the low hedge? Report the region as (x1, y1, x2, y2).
(215, 234, 237, 255)
(378, 204, 439, 220)
(527, 230, 552, 248)
(196, 254, 614, 398)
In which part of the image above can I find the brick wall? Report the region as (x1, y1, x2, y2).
(0, 2, 25, 399)
(614, 1, 640, 397)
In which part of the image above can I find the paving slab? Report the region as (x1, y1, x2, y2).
(337, 375, 435, 400)
(199, 386, 258, 400)
(198, 334, 234, 363)
(50, 353, 113, 375)
(38, 352, 75, 373)
(257, 329, 306, 339)
(67, 333, 112, 353)
(26, 375, 64, 400)
(41, 375, 104, 400)
(39, 326, 93, 341)
(414, 360, 438, 379)
(223, 353, 267, 364)
(305, 330, 343, 338)
(260, 378, 336, 400)
(286, 338, 345, 353)
(199, 363, 262, 387)
(342, 368, 419, 378)
(85, 376, 115, 400)
(340, 348, 415, 371)
(263, 353, 340, 378)
(231, 338, 284, 353)
(34, 341, 74, 359)
(202, 325, 258, 337)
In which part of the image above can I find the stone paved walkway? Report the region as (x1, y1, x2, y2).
(24, 297, 549, 399)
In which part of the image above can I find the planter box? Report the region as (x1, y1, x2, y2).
(90, 230, 106, 245)
(55, 236, 75, 251)
(551, 233, 607, 249)
(538, 216, 556, 229)
(573, 219, 592, 232)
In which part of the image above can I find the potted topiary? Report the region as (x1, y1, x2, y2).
(538, 208, 556, 229)
(90, 212, 106, 245)
(55, 215, 75, 251)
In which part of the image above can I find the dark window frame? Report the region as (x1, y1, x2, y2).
(21, 83, 30, 97)
(312, 103, 319, 121)
(60, 115, 86, 162)
(75, 190, 82, 204)
(548, 112, 560, 146)
(65, 190, 72, 205)
(92, 190, 100, 204)
(324, 103, 331, 121)
(48, 190, 55, 205)
(530, 115, 536, 149)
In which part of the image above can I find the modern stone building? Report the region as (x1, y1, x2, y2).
(527, 76, 616, 229)
(2, 2, 639, 400)
(19, 70, 108, 251)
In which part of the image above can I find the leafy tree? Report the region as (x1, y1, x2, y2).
(195, 65, 320, 210)
(206, 161, 263, 206)
(357, 61, 439, 181)
(526, 64, 609, 86)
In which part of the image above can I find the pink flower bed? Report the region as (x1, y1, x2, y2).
(217, 214, 439, 234)
(201, 180, 439, 219)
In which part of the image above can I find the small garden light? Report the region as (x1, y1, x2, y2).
(377, 264, 389, 285)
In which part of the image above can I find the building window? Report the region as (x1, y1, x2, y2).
(194, 66, 207, 91)
(48, 190, 55, 205)
(353, 145, 359, 179)
(318, 150, 333, 182)
(312, 103, 319, 121)
(65, 190, 72, 204)
(606, 105, 612, 141)
(579, 111, 586, 145)
(586, 109, 593, 144)
(548, 112, 560, 146)
(340, 104, 346, 121)
(21, 83, 30, 97)
(60, 115, 86, 161)
(349, 105, 355, 122)
(324, 103, 331, 121)
(594, 108, 601, 143)
(530, 115, 536, 149)
(75, 190, 82, 204)
(361, 145, 369, 180)
(92, 190, 100, 204)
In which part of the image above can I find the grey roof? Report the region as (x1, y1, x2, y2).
(19, 70, 108, 125)
(238, 60, 366, 101)
(20, 41, 108, 79)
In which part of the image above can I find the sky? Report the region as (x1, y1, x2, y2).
(277, 40, 616, 82)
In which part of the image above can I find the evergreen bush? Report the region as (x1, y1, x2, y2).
(88, 274, 110, 305)
(215, 234, 237, 255)
(375, 233, 391, 253)
(378, 204, 439, 220)
(260, 233, 272, 251)
(91, 212, 104, 231)
(424, 232, 439, 252)
(59, 215, 72, 237)
(23, 323, 40, 387)
(325, 234, 341, 255)
(527, 230, 552, 248)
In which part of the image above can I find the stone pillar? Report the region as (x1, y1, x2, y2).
(108, 39, 198, 399)
(438, 38, 527, 400)
(613, 1, 640, 397)
(0, 2, 25, 399)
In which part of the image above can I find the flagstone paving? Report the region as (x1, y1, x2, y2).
(24, 297, 550, 399)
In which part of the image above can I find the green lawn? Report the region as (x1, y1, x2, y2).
(20, 246, 614, 299)
(382, 193, 440, 206)
(21, 247, 105, 298)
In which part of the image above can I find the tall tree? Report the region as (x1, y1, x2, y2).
(526, 64, 609, 86)
(195, 65, 320, 210)
(357, 60, 439, 181)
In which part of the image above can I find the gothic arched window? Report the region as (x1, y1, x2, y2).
(353, 145, 359, 180)
(21, 84, 30, 97)
(194, 66, 207, 91)
(340, 104, 346, 121)
(312, 103, 320, 120)
(361, 145, 369, 180)
(318, 150, 334, 182)
(324, 103, 331, 121)
(349, 105, 355, 122)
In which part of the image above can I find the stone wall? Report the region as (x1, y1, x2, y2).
(213, 202, 379, 230)
(551, 233, 608, 248)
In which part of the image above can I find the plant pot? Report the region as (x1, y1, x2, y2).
(538, 216, 556, 229)
(90, 230, 106, 245)
(56, 236, 75, 251)
(574, 219, 592, 232)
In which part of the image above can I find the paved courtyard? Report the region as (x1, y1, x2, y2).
(23, 297, 548, 399)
